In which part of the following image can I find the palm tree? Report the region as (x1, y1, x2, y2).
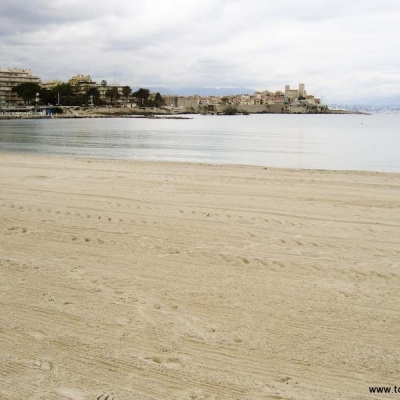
(154, 92, 165, 107)
(100, 80, 108, 104)
(86, 87, 100, 106)
(105, 87, 119, 106)
(122, 86, 132, 107)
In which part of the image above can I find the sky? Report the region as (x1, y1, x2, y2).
(1, 0, 400, 104)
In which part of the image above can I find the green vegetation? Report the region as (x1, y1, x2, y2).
(39, 88, 57, 105)
(54, 82, 74, 97)
(11, 82, 41, 105)
(220, 106, 249, 115)
(86, 87, 100, 106)
(221, 96, 229, 105)
(41, 83, 75, 106)
(52, 107, 63, 114)
(153, 92, 165, 107)
(105, 87, 120, 106)
(122, 86, 132, 106)
(130, 89, 165, 108)
(132, 88, 150, 106)
(39, 83, 101, 107)
(12, 78, 165, 109)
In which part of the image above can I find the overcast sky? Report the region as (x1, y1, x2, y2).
(1, 0, 399, 103)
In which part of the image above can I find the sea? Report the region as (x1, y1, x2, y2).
(0, 114, 399, 172)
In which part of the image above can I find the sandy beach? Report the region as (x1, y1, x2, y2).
(0, 154, 399, 400)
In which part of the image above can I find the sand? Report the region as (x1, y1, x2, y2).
(0, 154, 399, 400)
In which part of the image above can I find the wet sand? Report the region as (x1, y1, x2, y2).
(1, 154, 399, 399)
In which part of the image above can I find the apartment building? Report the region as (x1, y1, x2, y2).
(41, 79, 62, 91)
(68, 74, 97, 96)
(0, 68, 41, 106)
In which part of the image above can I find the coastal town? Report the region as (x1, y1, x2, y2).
(0, 67, 334, 117)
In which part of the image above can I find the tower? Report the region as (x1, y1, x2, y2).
(299, 83, 305, 98)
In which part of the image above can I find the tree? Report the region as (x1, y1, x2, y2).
(132, 88, 150, 107)
(105, 86, 119, 106)
(99, 80, 108, 104)
(11, 82, 41, 105)
(54, 82, 74, 97)
(39, 88, 57, 105)
(53, 82, 74, 105)
(105, 89, 113, 105)
(86, 87, 100, 106)
(154, 92, 165, 108)
(122, 86, 132, 106)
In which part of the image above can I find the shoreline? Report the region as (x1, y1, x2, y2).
(0, 105, 370, 119)
(1, 151, 398, 175)
(0, 114, 193, 120)
(1, 154, 399, 399)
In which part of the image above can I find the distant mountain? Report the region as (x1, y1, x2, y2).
(333, 95, 400, 108)
(328, 103, 400, 114)
(132, 87, 256, 96)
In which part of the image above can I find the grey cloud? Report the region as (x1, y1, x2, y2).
(0, 0, 144, 36)
(2, 3, 88, 34)
(1, 0, 400, 103)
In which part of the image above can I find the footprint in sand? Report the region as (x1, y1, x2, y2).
(97, 392, 115, 400)
(145, 355, 185, 369)
(273, 260, 285, 268)
(33, 360, 52, 371)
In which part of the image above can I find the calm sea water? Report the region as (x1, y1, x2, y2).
(0, 114, 399, 172)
